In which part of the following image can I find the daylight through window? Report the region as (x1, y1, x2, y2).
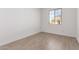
(49, 8, 62, 24)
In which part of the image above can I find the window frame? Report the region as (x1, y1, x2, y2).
(48, 8, 62, 25)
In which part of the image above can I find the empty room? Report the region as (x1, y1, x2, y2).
(0, 8, 79, 50)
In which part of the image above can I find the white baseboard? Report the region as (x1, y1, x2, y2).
(42, 31, 76, 38)
(0, 32, 39, 46)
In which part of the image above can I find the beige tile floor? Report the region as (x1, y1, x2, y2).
(0, 32, 79, 50)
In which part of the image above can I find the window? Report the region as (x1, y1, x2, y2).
(49, 8, 62, 24)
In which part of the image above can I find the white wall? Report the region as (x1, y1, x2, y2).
(77, 9, 79, 43)
(0, 8, 77, 46)
(0, 8, 40, 46)
(41, 8, 77, 37)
